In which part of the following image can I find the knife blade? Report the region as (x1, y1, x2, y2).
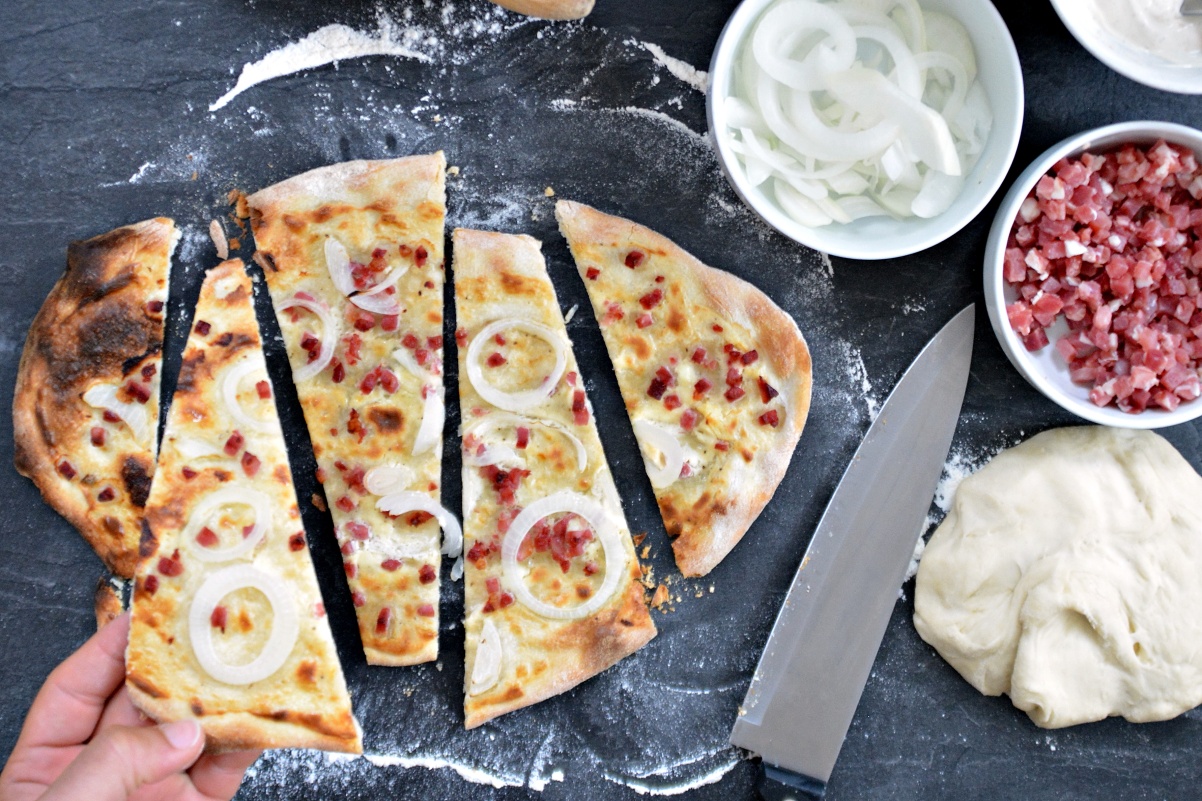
(729, 304, 975, 800)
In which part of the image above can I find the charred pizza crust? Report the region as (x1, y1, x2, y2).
(126, 260, 360, 754)
(248, 154, 448, 666)
(556, 201, 812, 577)
(454, 228, 656, 729)
(13, 218, 175, 578)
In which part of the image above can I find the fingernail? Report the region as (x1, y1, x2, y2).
(160, 719, 202, 750)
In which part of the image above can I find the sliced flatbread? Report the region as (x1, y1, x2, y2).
(556, 201, 812, 577)
(454, 228, 656, 729)
(126, 260, 360, 754)
(13, 218, 175, 578)
(248, 155, 451, 667)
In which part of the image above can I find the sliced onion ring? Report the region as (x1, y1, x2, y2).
(470, 618, 503, 696)
(189, 564, 299, 686)
(413, 386, 444, 456)
(632, 419, 687, 489)
(465, 412, 588, 472)
(376, 491, 462, 558)
(276, 294, 339, 382)
(465, 319, 567, 412)
(184, 487, 272, 562)
(363, 463, 417, 496)
(222, 359, 272, 433)
(83, 384, 152, 449)
(349, 290, 400, 316)
(324, 237, 355, 296)
(500, 491, 626, 620)
(357, 263, 408, 297)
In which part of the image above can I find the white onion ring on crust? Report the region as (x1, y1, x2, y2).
(183, 487, 272, 562)
(348, 289, 400, 316)
(276, 295, 339, 382)
(413, 386, 444, 456)
(632, 419, 686, 489)
(363, 463, 416, 496)
(465, 319, 567, 412)
(470, 618, 503, 696)
(222, 358, 272, 433)
(500, 491, 626, 620)
(324, 237, 355, 296)
(376, 491, 462, 558)
(189, 564, 299, 685)
(465, 412, 588, 472)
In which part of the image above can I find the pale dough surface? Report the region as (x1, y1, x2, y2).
(914, 426, 1202, 729)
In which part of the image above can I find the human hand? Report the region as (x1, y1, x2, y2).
(0, 613, 260, 801)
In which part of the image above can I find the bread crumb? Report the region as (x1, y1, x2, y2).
(632, 533, 646, 546)
(640, 545, 651, 559)
(227, 189, 250, 222)
(709, 585, 715, 593)
(209, 219, 229, 260)
(311, 493, 327, 512)
(432, 114, 443, 122)
(448, 165, 461, 176)
(544, 186, 555, 197)
(228, 236, 242, 252)
(651, 584, 670, 609)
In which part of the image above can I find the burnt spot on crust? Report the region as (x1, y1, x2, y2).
(175, 351, 207, 396)
(127, 674, 165, 699)
(252, 250, 277, 273)
(33, 406, 56, 450)
(499, 272, 539, 296)
(190, 700, 205, 716)
(250, 709, 354, 740)
(282, 214, 305, 233)
(121, 457, 153, 508)
(138, 518, 157, 557)
(297, 660, 318, 685)
(121, 343, 162, 376)
(103, 516, 123, 536)
(367, 406, 404, 433)
(215, 332, 234, 347)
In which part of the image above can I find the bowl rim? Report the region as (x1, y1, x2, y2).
(706, 0, 1025, 260)
(1048, 0, 1202, 96)
(984, 120, 1202, 429)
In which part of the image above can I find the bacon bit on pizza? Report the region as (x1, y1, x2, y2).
(57, 460, 76, 480)
(741, 349, 760, 365)
(758, 375, 780, 403)
(651, 584, 670, 609)
(352, 309, 376, 332)
(482, 577, 515, 613)
(352, 591, 367, 608)
(455, 327, 468, 347)
(196, 527, 219, 548)
(347, 409, 366, 442)
(157, 549, 184, 577)
(723, 344, 742, 364)
(145, 300, 164, 314)
(492, 332, 507, 346)
(603, 301, 625, 324)
(382, 559, 401, 572)
(680, 409, 700, 431)
(241, 452, 261, 477)
(210, 605, 227, 632)
(97, 487, 115, 502)
(281, 530, 304, 551)
(758, 409, 780, 427)
(376, 607, 393, 633)
(637, 313, 654, 328)
(314, 601, 326, 618)
(143, 574, 159, 595)
(486, 352, 507, 367)
(656, 366, 675, 385)
(255, 380, 271, 399)
(90, 427, 106, 447)
(625, 250, 645, 268)
(408, 511, 434, 526)
(381, 314, 399, 332)
(648, 376, 669, 400)
(516, 427, 530, 449)
(336, 495, 356, 513)
(182, 466, 198, 480)
(345, 562, 358, 579)
(224, 431, 244, 456)
(415, 246, 429, 266)
(141, 364, 157, 381)
(693, 377, 713, 399)
(467, 539, 496, 568)
(399, 244, 413, 258)
(343, 333, 362, 365)
(341, 541, 355, 556)
(401, 333, 419, 349)
(713, 324, 724, 333)
(725, 386, 746, 402)
(572, 390, 589, 425)
(347, 521, 371, 541)
(639, 289, 664, 309)
(195, 320, 211, 336)
(565, 371, 578, 387)
(331, 360, 346, 383)
(664, 394, 682, 410)
(726, 366, 744, 387)
(586, 266, 601, 280)
(102, 409, 120, 423)
(518, 514, 595, 573)
(583, 561, 599, 575)
(691, 347, 707, 363)
(300, 331, 322, 363)
(680, 463, 693, 478)
(346, 467, 367, 494)
(417, 603, 436, 617)
(124, 380, 151, 404)
(481, 465, 530, 505)
(419, 564, 437, 584)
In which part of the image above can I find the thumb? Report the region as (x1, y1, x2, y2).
(41, 720, 205, 801)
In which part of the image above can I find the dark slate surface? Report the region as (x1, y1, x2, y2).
(2, 0, 1202, 798)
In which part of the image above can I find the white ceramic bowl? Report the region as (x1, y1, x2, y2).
(984, 120, 1202, 429)
(1050, 0, 1202, 96)
(706, 0, 1024, 260)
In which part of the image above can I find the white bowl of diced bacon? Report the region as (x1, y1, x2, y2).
(985, 121, 1202, 428)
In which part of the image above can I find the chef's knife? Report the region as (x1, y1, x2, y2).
(730, 304, 975, 801)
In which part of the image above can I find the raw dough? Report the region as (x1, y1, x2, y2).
(914, 426, 1202, 729)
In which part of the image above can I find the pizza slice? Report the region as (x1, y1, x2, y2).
(13, 218, 176, 578)
(556, 201, 812, 577)
(453, 228, 656, 729)
(126, 260, 361, 753)
(247, 154, 453, 666)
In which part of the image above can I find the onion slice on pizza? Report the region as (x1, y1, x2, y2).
(453, 228, 656, 729)
(126, 260, 360, 753)
(556, 201, 812, 577)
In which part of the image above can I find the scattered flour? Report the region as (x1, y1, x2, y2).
(628, 40, 709, 94)
(363, 753, 524, 788)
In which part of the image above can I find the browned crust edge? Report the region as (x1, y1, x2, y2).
(555, 200, 813, 577)
(12, 218, 175, 578)
(487, 0, 594, 19)
(94, 577, 125, 629)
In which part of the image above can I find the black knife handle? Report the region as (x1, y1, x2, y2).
(756, 762, 826, 801)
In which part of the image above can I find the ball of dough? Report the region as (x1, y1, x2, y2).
(914, 426, 1202, 729)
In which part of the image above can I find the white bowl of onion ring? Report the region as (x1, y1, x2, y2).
(707, 0, 1023, 260)
(984, 121, 1202, 429)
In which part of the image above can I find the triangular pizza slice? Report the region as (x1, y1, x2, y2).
(126, 260, 360, 753)
(453, 227, 656, 729)
(248, 155, 453, 666)
(14, 218, 176, 577)
(556, 201, 812, 577)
